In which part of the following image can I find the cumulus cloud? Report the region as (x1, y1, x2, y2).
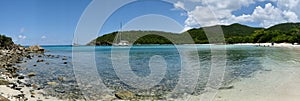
(173, 0, 300, 30)
(277, 0, 300, 10)
(18, 35, 27, 39)
(174, 1, 185, 10)
(41, 35, 47, 39)
(179, 0, 256, 30)
(233, 3, 299, 27)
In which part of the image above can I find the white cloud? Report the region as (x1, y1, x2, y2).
(173, 0, 300, 29)
(234, 3, 299, 27)
(41, 35, 47, 39)
(174, 1, 185, 10)
(18, 35, 27, 39)
(283, 10, 299, 22)
(277, 0, 300, 10)
(178, 0, 256, 29)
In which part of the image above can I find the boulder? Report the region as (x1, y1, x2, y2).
(26, 45, 45, 53)
(58, 76, 64, 81)
(219, 85, 234, 90)
(18, 75, 25, 79)
(115, 91, 135, 100)
(0, 95, 9, 101)
(36, 59, 44, 62)
(27, 72, 36, 77)
(32, 84, 39, 89)
(62, 57, 67, 60)
(0, 79, 10, 85)
(47, 82, 57, 86)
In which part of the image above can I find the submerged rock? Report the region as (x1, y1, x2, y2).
(18, 75, 25, 79)
(58, 76, 64, 81)
(27, 72, 36, 77)
(62, 57, 67, 60)
(115, 91, 135, 100)
(47, 82, 57, 86)
(219, 85, 234, 90)
(36, 59, 44, 62)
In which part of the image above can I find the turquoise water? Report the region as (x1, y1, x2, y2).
(18, 45, 300, 99)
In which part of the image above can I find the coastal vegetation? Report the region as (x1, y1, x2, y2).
(0, 35, 14, 49)
(88, 23, 300, 45)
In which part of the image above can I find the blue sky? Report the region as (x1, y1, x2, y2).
(0, 0, 299, 45)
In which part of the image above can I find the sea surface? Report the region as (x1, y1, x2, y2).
(17, 45, 300, 100)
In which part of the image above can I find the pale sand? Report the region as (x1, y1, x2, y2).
(212, 45, 300, 101)
(0, 85, 60, 101)
(213, 66, 300, 101)
(0, 75, 60, 101)
(187, 44, 300, 101)
(234, 43, 300, 48)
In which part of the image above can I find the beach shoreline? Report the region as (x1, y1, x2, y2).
(1, 43, 300, 100)
(213, 44, 300, 101)
(0, 45, 59, 101)
(233, 43, 300, 48)
(214, 64, 300, 101)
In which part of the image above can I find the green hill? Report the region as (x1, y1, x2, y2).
(0, 35, 14, 49)
(267, 23, 300, 32)
(88, 23, 300, 45)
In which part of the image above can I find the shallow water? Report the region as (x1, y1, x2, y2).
(17, 45, 300, 100)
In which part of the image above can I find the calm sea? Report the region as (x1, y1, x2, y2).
(18, 45, 300, 99)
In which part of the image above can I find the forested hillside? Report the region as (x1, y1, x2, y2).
(88, 23, 300, 45)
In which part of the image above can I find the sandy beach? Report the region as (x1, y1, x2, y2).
(215, 66, 300, 101)
(0, 77, 59, 101)
(214, 44, 300, 101)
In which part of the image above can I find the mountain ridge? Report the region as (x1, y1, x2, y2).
(88, 22, 300, 45)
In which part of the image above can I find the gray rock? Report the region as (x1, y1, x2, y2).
(219, 85, 234, 90)
(115, 91, 135, 100)
(58, 76, 64, 81)
(62, 57, 67, 60)
(36, 59, 44, 62)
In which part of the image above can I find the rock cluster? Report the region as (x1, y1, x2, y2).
(115, 91, 136, 100)
(25, 45, 45, 53)
(0, 44, 47, 100)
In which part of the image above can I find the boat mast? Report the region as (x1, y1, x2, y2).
(120, 22, 122, 43)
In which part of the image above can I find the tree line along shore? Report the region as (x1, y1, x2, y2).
(88, 23, 300, 46)
(0, 35, 53, 101)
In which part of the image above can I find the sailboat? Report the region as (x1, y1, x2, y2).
(73, 38, 80, 46)
(113, 22, 129, 46)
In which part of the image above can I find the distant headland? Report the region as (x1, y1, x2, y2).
(87, 22, 300, 46)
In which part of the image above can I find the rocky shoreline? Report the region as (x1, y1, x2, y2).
(0, 44, 237, 101)
(0, 45, 59, 101)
